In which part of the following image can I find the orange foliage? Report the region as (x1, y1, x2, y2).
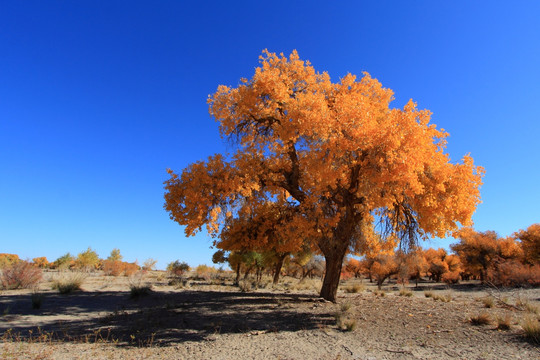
(32, 257, 50, 269)
(102, 260, 139, 276)
(344, 258, 363, 278)
(487, 260, 540, 287)
(452, 228, 522, 282)
(164, 50, 483, 301)
(514, 223, 540, 265)
(0, 253, 20, 268)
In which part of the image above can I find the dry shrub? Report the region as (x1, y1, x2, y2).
(344, 283, 365, 293)
(481, 296, 495, 308)
(52, 273, 85, 294)
(194, 264, 217, 281)
(487, 260, 540, 287)
(335, 302, 356, 331)
(0, 261, 42, 290)
(102, 260, 124, 276)
(496, 313, 512, 330)
(522, 315, 540, 343)
(102, 260, 139, 276)
(424, 290, 435, 298)
(399, 289, 413, 297)
(470, 312, 491, 326)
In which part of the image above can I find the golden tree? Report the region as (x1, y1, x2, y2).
(514, 223, 540, 265)
(164, 50, 483, 301)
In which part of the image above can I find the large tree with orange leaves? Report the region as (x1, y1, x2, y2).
(164, 50, 483, 302)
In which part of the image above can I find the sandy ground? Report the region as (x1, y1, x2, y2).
(0, 271, 539, 359)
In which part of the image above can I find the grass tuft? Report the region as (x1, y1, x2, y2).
(469, 312, 491, 326)
(522, 315, 540, 343)
(52, 273, 85, 294)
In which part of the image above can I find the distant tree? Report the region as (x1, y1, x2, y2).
(75, 247, 100, 271)
(32, 257, 49, 269)
(52, 253, 74, 270)
(107, 248, 123, 262)
(344, 258, 363, 279)
(424, 248, 448, 282)
(514, 223, 540, 265)
(370, 254, 398, 289)
(0, 253, 20, 269)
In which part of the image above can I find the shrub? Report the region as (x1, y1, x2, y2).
(52, 273, 85, 294)
(74, 247, 100, 271)
(167, 260, 190, 277)
(102, 260, 124, 276)
(481, 296, 495, 308)
(522, 315, 540, 343)
(238, 279, 252, 292)
(123, 262, 139, 276)
(424, 290, 434, 298)
(130, 284, 151, 298)
(31, 292, 44, 309)
(487, 260, 540, 287)
(399, 289, 413, 297)
(194, 264, 217, 281)
(142, 258, 158, 271)
(0, 261, 42, 290)
(469, 312, 491, 326)
(51, 253, 75, 270)
(496, 313, 512, 330)
(344, 284, 365, 293)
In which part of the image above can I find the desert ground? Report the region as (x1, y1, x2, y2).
(1, 271, 538, 360)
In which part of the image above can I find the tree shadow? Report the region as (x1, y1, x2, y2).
(0, 289, 334, 346)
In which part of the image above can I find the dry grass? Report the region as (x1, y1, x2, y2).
(481, 296, 495, 308)
(51, 273, 86, 294)
(343, 283, 365, 293)
(399, 289, 413, 297)
(495, 313, 512, 331)
(521, 315, 540, 343)
(469, 312, 491, 326)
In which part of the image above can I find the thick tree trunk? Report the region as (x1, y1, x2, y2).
(273, 254, 287, 285)
(319, 246, 348, 302)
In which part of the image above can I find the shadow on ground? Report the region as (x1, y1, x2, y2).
(0, 290, 334, 346)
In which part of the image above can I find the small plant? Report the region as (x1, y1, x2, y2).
(52, 273, 85, 294)
(496, 313, 512, 331)
(424, 290, 434, 298)
(399, 289, 413, 297)
(521, 315, 540, 343)
(238, 279, 252, 292)
(344, 284, 365, 293)
(130, 284, 152, 298)
(469, 312, 491, 326)
(373, 289, 386, 297)
(340, 302, 352, 312)
(482, 296, 495, 308)
(335, 303, 356, 331)
(31, 292, 44, 309)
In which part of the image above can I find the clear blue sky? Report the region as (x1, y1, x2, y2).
(1, 1, 539, 269)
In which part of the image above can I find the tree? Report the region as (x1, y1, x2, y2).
(75, 247, 100, 271)
(164, 50, 484, 302)
(514, 223, 540, 265)
(52, 253, 74, 270)
(32, 257, 50, 269)
(424, 248, 448, 282)
(107, 248, 123, 262)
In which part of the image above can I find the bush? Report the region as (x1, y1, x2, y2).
(167, 260, 190, 277)
(344, 284, 365, 293)
(130, 284, 152, 298)
(31, 292, 44, 309)
(481, 296, 495, 308)
(102, 260, 140, 276)
(522, 315, 540, 343)
(194, 264, 217, 281)
(496, 313, 512, 330)
(52, 273, 85, 294)
(0, 261, 42, 290)
(487, 260, 540, 287)
(399, 289, 413, 297)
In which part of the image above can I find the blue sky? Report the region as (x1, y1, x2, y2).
(1, 1, 539, 269)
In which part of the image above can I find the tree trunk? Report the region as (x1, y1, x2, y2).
(235, 264, 241, 285)
(273, 254, 287, 285)
(319, 246, 348, 302)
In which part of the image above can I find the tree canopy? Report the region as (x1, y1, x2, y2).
(164, 50, 483, 301)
